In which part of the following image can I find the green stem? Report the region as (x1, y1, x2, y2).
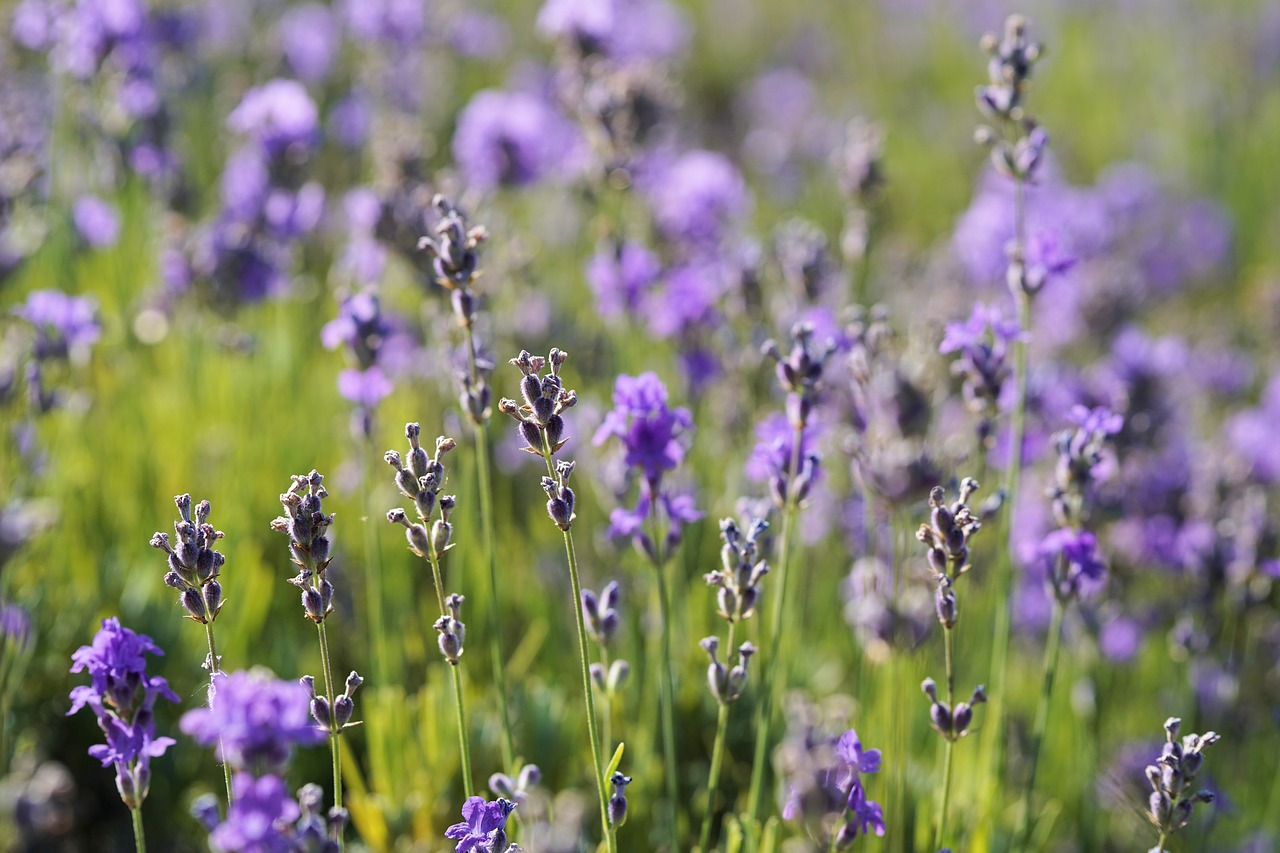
(315, 620, 344, 848)
(1155, 830, 1168, 853)
(937, 624, 955, 850)
(203, 621, 233, 806)
(542, 446, 615, 853)
(1018, 597, 1065, 851)
(700, 621, 737, 853)
(426, 539, 475, 797)
(360, 437, 389, 687)
(744, 422, 806, 830)
(464, 322, 517, 772)
(648, 510, 681, 849)
(600, 646, 613, 774)
(130, 805, 146, 853)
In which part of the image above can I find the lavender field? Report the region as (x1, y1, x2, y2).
(1, 0, 1279, 851)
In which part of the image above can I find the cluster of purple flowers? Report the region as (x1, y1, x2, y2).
(445, 796, 520, 853)
(67, 618, 178, 810)
(780, 722, 886, 847)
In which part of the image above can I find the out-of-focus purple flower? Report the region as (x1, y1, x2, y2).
(940, 302, 1022, 355)
(180, 670, 326, 775)
(67, 618, 178, 809)
(452, 89, 582, 191)
(587, 241, 661, 319)
(536, 0, 689, 62)
(448, 10, 510, 58)
(593, 372, 693, 484)
(782, 725, 885, 843)
(329, 90, 373, 149)
(72, 195, 121, 248)
(444, 796, 517, 853)
(13, 289, 101, 360)
(341, 0, 426, 46)
(643, 150, 749, 247)
(745, 413, 823, 486)
(641, 260, 731, 338)
(1226, 372, 1280, 484)
(1099, 613, 1143, 663)
(1036, 528, 1107, 602)
(322, 290, 390, 366)
(337, 367, 393, 407)
(209, 773, 301, 853)
(0, 602, 33, 652)
(277, 4, 339, 83)
(941, 302, 1023, 446)
(227, 80, 319, 155)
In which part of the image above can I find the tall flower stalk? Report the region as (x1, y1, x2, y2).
(150, 494, 233, 804)
(419, 195, 517, 772)
(1146, 718, 1219, 852)
(915, 482, 987, 849)
(700, 518, 767, 851)
(385, 425, 474, 795)
(271, 470, 362, 849)
(499, 348, 616, 853)
(745, 323, 833, 830)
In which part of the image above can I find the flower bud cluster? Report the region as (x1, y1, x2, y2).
(386, 424, 468, 665)
(151, 495, 226, 628)
(303, 670, 364, 732)
(700, 636, 757, 705)
(489, 764, 541, 809)
(270, 471, 335, 624)
(1051, 405, 1123, 528)
(499, 348, 578, 459)
(704, 518, 770, 623)
(917, 481, 982, 587)
(974, 15, 1046, 183)
(763, 321, 837, 433)
(1146, 717, 1219, 845)
(583, 582, 630, 700)
(921, 678, 986, 741)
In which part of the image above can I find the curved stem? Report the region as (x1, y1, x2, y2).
(937, 624, 956, 850)
(203, 621, 233, 806)
(542, 446, 615, 853)
(130, 804, 146, 853)
(700, 620, 738, 853)
(1018, 597, 1065, 851)
(464, 323, 517, 772)
(745, 423, 806, 830)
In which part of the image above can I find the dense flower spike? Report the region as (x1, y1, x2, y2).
(1146, 718, 1219, 851)
(917, 480, 983, 590)
(498, 349, 578, 457)
(704, 518, 771, 623)
(68, 618, 178, 810)
(180, 670, 326, 775)
(1051, 405, 1123, 527)
(271, 470, 336, 623)
(779, 719, 886, 847)
(151, 495, 225, 628)
(445, 796, 518, 853)
(207, 774, 346, 853)
(940, 303, 1024, 448)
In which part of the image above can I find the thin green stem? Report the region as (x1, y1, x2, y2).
(542, 445, 615, 853)
(202, 621, 233, 806)
(130, 805, 146, 853)
(745, 422, 806, 829)
(426, 538, 475, 797)
(700, 621, 737, 853)
(464, 322, 517, 772)
(1155, 829, 1168, 852)
(360, 438, 389, 686)
(600, 646, 613, 774)
(936, 625, 956, 850)
(648, 508, 681, 849)
(1018, 597, 1065, 851)
(315, 620, 344, 849)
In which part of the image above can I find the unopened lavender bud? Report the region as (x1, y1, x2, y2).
(302, 586, 325, 622)
(311, 695, 332, 727)
(436, 615, 464, 663)
(953, 702, 973, 734)
(333, 694, 354, 727)
(327, 807, 349, 838)
(544, 414, 564, 451)
(345, 671, 363, 696)
(298, 784, 324, 815)
(175, 494, 193, 521)
(204, 582, 223, 619)
(519, 421, 542, 452)
(181, 588, 208, 622)
(1149, 790, 1170, 823)
(1164, 717, 1181, 741)
(935, 579, 957, 628)
(518, 764, 541, 790)
(490, 773, 516, 799)
(1172, 798, 1192, 828)
(1194, 790, 1214, 804)
(163, 571, 183, 589)
(607, 659, 630, 692)
(590, 662, 607, 692)
(192, 794, 220, 831)
(431, 519, 452, 553)
(931, 702, 952, 735)
(1181, 751, 1203, 776)
(607, 772, 631, 827)
(922, 677, 939, 701)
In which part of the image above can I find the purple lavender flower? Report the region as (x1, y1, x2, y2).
(745, 412, 824, 509)
(1036, 528, 1107, 602)
(452, 89, 581, 191)
(277, 4, 339, 83)
(67, 618, 178, 809)
(209, 773, 302, 853)
(781, 724, 886, 845)
(12, 289, 101, 360)
(587, 241, 662, 319)
(341, 0, 427, 46)
(0, 601, 33, 652)
(941, 302, 1023, 446)
(536, 0, 689, 62)
(642, 150, 749, 247)
(445, 796, 517, 853)
(72, 195, 121, 248)
(226, 79, 319, 156)
(180, 670, 326, 775)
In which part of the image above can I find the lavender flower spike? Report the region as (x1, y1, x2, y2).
(151, 495, 226, 627)
(445, 796, 517, 853)
(1146, 717, 1219, 851)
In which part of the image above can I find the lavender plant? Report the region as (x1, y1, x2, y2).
(498, 348, 616, 853)
(385, 424, 475, 795)
(699, 517, 768, 851)
(149, 494, 231, 801)
(68, 618, 178, 853)
(1146, 717, 1219, 852)
(915, 480, 987, 848)
(270, 469, 359, 841)
(418, 195, 518, 773)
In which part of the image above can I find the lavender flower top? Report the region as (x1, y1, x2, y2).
(643, 150, 750, 247)
(445, 796, 517, 853)
(13, 289, 101, 359)
(535, 0, 689, 61)
(180, 670, 326, 774)
(227, 79, 319, 155)
(940, 302, 1022, 355)
(276, 4, 339, 83)
(210, 773, 302, 853)
(68, 617, 177, 716)
(1038, 527, 1107, 601)
(587, 241, 662, 319)
(593, 372, 693, 484)
(452, 89, 581, 191)
(745, 413, 823, 484)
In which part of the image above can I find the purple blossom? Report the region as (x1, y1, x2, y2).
(1226, 372, 1280, 484)
(643, 150, 750, 247)
(452, 89, 581, 191)
(277, 4, 339, 83)
(940, 301, 1022, 355)
(782, 726, 885, 842)
(1037, 528, 1107, 601)
(227, 80, 319, 155)
(337, 367, 393, 407)
(745, 413, 823, 485)
(444, 796, 517, 853)
(329, 90, 373, 149)
(180, 670, 326, 775)
(209, 773, 301, 853)
(593, 372, 693, 484)
(0, 602, 33, 652)
(587, 241, 661, 319)
(341, 0, 426, 46)
(641, 260, 731, 338)
(72, 195, 121, 248)
(12, 289, 101, 360)
(535, 0, 689, 62)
